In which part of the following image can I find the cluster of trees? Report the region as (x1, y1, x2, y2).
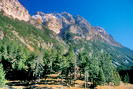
(119, 69, 132, 84)
(78, 50, 121, 87)
(0, 38, 122, 88)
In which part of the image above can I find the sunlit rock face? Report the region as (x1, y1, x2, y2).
(32, 12, 77, 34)
(33, 12, 121, 47)
(32, 12, 62, 34)
(0, 0, 30, 21)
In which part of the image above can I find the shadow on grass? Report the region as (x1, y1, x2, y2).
(6, 75, 92, 89)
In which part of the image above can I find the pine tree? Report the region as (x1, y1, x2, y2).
(99, 53, 114, 83)
(112, 71, 121, 85)
(123, 73, 129, 84)
(97, 68, 105, 85)
(31, 53, 44, 79)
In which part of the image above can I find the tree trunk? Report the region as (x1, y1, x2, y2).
(84, 71, 88, 89)
(84, 71, 87, 89)
(74, 58, 77, 86)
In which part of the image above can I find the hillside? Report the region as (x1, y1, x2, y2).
(33, 12, 133, 68)
(0, 12, 67, 52)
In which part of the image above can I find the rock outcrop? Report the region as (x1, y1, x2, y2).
(0, 0, 30, 21)
(32, 12, 63, 34)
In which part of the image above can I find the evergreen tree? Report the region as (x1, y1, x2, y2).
(99, 53, 114, 83)
(97, 68, 105, 85)
(32, 53, 44, 79)
(44, 49, 57, 73)
(123, 73, 130, 84)
(112, 71, 121, 85)
(61, 49, 76, 84)
(27, 52, 44, 80)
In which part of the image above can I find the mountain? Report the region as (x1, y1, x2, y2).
(33, 12, 133, 68)
(33, 12, 121, 46)
(0, 0, 30, 21)
(0, 0, 133, 68)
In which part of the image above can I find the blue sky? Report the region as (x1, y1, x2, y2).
(19, 0, 133, 50)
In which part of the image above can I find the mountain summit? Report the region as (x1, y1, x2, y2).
(33, 12, 121, 47)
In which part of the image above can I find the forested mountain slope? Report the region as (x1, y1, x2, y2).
(33, 12, 133, 68)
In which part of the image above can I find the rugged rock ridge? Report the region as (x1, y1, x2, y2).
(33, 12, 121, 47)
(0, 0, 30, 21)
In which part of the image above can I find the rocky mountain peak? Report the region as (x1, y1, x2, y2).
(0, 0, 30, 21)
(32, 12, 121, 47)
(60, 12, 75, 24)
(36, 11, 46, 16)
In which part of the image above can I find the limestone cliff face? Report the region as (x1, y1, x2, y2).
(33, 12, 121, 47)
(32, 12, 63, 34)
(0, 0, 30, 21)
